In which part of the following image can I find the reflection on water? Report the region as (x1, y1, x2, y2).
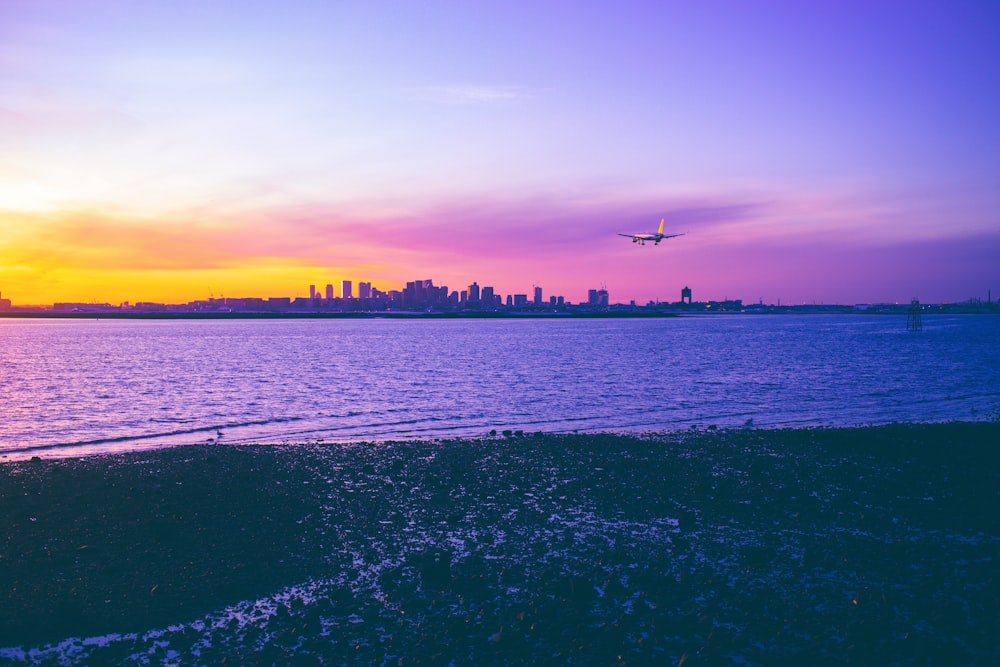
(1, 315, 998, 459)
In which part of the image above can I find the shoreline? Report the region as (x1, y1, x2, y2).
(2, 423, 998, 663)
(5, 311, 686, 320)
(4, 308, 1000, 320)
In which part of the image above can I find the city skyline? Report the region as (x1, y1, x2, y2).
(2, 2, 998, 305)
(0, 274, 594, 310)
(3, 275, 995, 314)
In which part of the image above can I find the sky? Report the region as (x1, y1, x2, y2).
(1, 1, 998, 306)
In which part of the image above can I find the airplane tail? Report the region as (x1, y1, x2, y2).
(657, 218, 665, 235)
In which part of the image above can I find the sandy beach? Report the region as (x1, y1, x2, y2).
(2, 423, 998, 665)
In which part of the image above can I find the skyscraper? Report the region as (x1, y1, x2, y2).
(358, 282, 372, 299)
(325, 284, 334, 300)
(342, 280, 353, 299)
(533, 286, 543, 305)
(309, 284, 317, 300)
(467, 282, 480, 303)
(587, 288, 608, 307)
(403, 279, 444, 308)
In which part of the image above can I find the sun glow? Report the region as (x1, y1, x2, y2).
(0, 2, 996, 306)
(0, 184, 65, 214)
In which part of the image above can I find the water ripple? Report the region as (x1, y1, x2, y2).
(1, 315, 998, 460)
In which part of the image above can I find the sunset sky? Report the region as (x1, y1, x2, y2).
(2, 1, 998, 306)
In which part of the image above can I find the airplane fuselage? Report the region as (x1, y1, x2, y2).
(617, 218, 683, 246)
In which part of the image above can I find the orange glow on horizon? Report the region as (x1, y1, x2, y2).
(0, 265, 383, 306)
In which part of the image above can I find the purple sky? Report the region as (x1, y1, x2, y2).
(1, 1, 998, 304)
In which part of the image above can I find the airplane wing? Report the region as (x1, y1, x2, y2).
(617, 233, 637, 238)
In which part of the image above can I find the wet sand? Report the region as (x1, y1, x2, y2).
(1, 423, 998, 665)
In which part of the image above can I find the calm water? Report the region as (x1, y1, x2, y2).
(1, 314, 998, 460)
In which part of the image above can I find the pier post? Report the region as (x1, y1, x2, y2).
(906, 298, 922, 331)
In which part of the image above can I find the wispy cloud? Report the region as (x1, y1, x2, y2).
(0, 210, 297, 271)
(407, 84, 523, 105)
(3, 183, 996, 305)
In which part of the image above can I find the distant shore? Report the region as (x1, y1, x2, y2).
(0, 310, 682, 320)
(3, 304, 998, 319)
(2, 423, 998, 664)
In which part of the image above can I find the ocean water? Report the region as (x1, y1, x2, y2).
(1, 314, 998, 460)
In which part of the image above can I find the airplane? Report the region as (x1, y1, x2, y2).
(617, 218, 684, 245)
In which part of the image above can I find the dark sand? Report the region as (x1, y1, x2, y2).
(1, 423, 998, 665)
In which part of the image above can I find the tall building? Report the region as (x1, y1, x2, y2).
(588, 288, 609, 307)
(309, 284, 317, 300)
(342, 280, 353, 299)
(405, 280, 418, 307)
(467, 282, 480, 304)
(403, 279, 446, 308)
(533, 286, 543, 305)
(325, 284, 334, 300)
(481, 286, 495, 308)
(358, 282, 372, 299)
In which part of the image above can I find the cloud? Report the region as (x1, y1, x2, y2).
(4, 183, 994, 305)
(0, 84, 147, 137)
(1, 210, 300, 271)
(407, 84, 523, 105)
(662, 203, 767, 229)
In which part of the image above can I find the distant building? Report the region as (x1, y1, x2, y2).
(358, 282, 372, 299)
(588, 288, 608, 307)
(681, 286, 692, 304)
(0, 292, 10, 310)
(513, 294, 528, 307)
(53, 302, 116, 312)
(533, 286, 542, 305)
(325, 284, 334, 300)
(309, 285, 317, 300)
(342, 280, 353, 299)
(467, 282, 480, 304)
(233, 298, 266, 311)
(481, 286, 495, 309)
(403, 279, 446, 309)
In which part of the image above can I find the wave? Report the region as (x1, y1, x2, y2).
(0, 416, 308, 458)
